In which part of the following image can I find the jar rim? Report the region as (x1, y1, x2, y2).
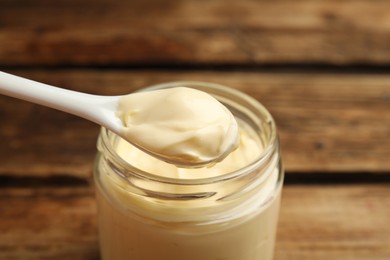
(99, 81, 279, 186)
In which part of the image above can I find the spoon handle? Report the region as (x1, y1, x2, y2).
(0, 71, 121, 132)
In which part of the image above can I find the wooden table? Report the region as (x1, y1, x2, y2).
(1, 1, 389, 259)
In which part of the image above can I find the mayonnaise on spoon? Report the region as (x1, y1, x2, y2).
(0, 71, 239, 167)
(117, 87, 239, 167)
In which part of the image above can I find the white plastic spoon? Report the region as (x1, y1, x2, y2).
(0, 71, 238, 168)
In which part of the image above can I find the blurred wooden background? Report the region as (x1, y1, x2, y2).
(0, 0, 389, 259)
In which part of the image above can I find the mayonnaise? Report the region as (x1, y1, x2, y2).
(95, 120, 281, 260)
(116, 87, 239, 166)
(115, 120, 261, 179)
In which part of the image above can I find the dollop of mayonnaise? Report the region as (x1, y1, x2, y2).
(116, 87, 239, 166)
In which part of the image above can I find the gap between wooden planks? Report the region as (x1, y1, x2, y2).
(0, 184, 389, 260)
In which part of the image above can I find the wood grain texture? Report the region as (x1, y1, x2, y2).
(0, 1, 388, 259)
(0, 70, 389, 179)
(0, 185, 389, 259)
(0, 186, 98, 260)
(1, 0, 390, 66)
(276, 185, 390, 260)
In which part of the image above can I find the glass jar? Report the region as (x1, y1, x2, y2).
(93, 81, 284, 260)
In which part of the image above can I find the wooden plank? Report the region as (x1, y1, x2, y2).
(0, 185, 389, 259)
(276, 185, 390, 260)
(0, 70, 388, 178)
(1, 0, 390, 66)
(0, 186, 98, 260)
